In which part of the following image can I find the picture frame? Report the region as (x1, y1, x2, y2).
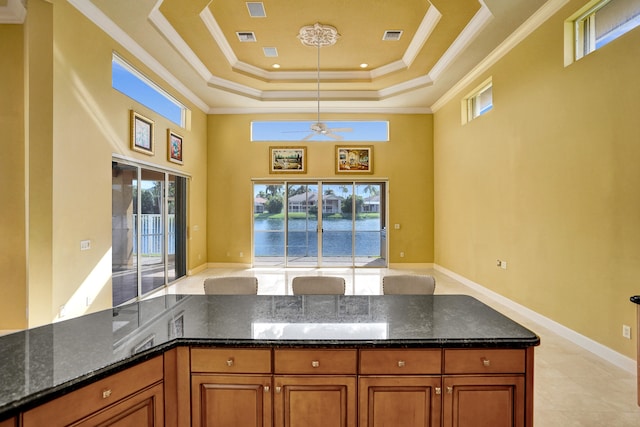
(270, 146, 306, 173)
(167, 129, 183, 164)
(130, 110, 154, 155)
(335, 145, 373, 174)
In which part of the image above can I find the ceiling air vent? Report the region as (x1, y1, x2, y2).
(246, 2, 266, 18)
(263, 47, 278, 57)
(383, 30, 403, 41)
(236, 32, 257, 42)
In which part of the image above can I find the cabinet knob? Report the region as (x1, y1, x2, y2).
(481, 358, 491, 367)
(275, 386, 282, 393)
(311, 360, 320, 368)
(435, 387, 441, 395)
(446, 386, 453, 394)
(264, 386, 270, 393)
(397, 360, 406, 368)
(226, 358, 234, 367)
(102, 389, 112, 399)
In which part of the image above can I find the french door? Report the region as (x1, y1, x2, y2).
(253, 181, 386, 267)
(111, 159, 187, 306)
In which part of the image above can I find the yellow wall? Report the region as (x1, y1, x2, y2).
(207, 114, 434, 265)
(434, 0, 640, 358)
(0, 0, 209, 328)
(0, 24, 27, 329)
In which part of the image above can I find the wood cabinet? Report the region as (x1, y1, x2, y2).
(0, 418, 16, 427)
(22, 356, 164, 427)
(192, 374, 272, 427)
(273, 349, 358, 427)
(442, 349, 527, 427)
(11, 345, 534, 427)
(191, 348, 273, 427)
(359, 349, 442, 427)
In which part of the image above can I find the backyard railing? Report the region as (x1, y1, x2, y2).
(133, 214, 175, 255)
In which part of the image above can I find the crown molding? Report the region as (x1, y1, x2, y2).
(0, 0, 26, 24)
(68, 0, 209, 112)
(431, 0, 570, 112)
(209, 106, 432, 115)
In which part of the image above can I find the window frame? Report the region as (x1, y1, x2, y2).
(112, 53, 188, 127)
(462, 78, 493, 124)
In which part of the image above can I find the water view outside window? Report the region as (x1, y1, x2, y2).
(253, 182, 386, 267)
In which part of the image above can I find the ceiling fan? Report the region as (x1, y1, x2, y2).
(299, 23, 352, 141)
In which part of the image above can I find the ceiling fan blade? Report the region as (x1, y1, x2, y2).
(301, 133, 315, 141)
(327, 127, 353, 133)
(325, 133, 343, 140)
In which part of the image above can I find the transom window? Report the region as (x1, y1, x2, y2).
(251, 121, 389, 142)
(112, 53, 188, 127)
(462, 78, 493, 124)
(573, 0, 640, 61)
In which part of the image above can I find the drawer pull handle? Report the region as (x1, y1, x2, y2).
(275, 386, 282, 393)
(264, 386, 270, 393)
(226, 358, 234, 367)
(397, 360, 406, 368)
(102, 389, 112, 399)
(446, 386, 453, 394)
(481, 358, 491, 367)
(311, 360, 320, 368)
(435, 387, 441, 395)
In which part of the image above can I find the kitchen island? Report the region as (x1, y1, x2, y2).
(0, 294, 539, 426)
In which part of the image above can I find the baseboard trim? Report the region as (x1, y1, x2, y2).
(434, 264, 636, 374)
(187, 262, 209, 276)
(387, 262, 435, 269)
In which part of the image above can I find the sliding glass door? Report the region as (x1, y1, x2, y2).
(112, 160, 187, 306)
(253, 181, 386, 268)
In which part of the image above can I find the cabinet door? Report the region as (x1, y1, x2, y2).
(359, 376, 441, 427)
(70, 382, 163, 427)
(273, 375, 356, 427)
(442, 376, 525, 427)
(192, 374, 272, 427)
(0, 418, 16, 427)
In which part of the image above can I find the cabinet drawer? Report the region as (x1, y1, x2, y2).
(360, 349, 442, 374)
(22, 356, 163, 427)
(444, 349, 525, 374)
(191, 348, 271, 373)
(274, 349, 357, 375)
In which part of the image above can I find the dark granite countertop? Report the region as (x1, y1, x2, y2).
(631, 296, 640, 304)
(0, 294, 539, 419)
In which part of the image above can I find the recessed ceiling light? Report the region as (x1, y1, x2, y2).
(272, 64, 281, 69)
(360, 63, 368, 68)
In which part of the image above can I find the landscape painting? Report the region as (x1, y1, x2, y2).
(270, 147, 306, 173)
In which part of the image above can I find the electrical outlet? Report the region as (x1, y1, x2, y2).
(623, 324, 631, 339)
(80, 240, 91, 251)
(501, 261, 507, 270)
(400, 251, 405, 258)
(239, 252, 244, 258)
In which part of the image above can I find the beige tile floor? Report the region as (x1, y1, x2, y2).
(157, 266, 640, 426)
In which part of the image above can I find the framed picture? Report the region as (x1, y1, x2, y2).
(167, 129, 183, 164)
(336, 145, 373, 174)
(130, 110, 154, 155)
(270, 146, 306, 173)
